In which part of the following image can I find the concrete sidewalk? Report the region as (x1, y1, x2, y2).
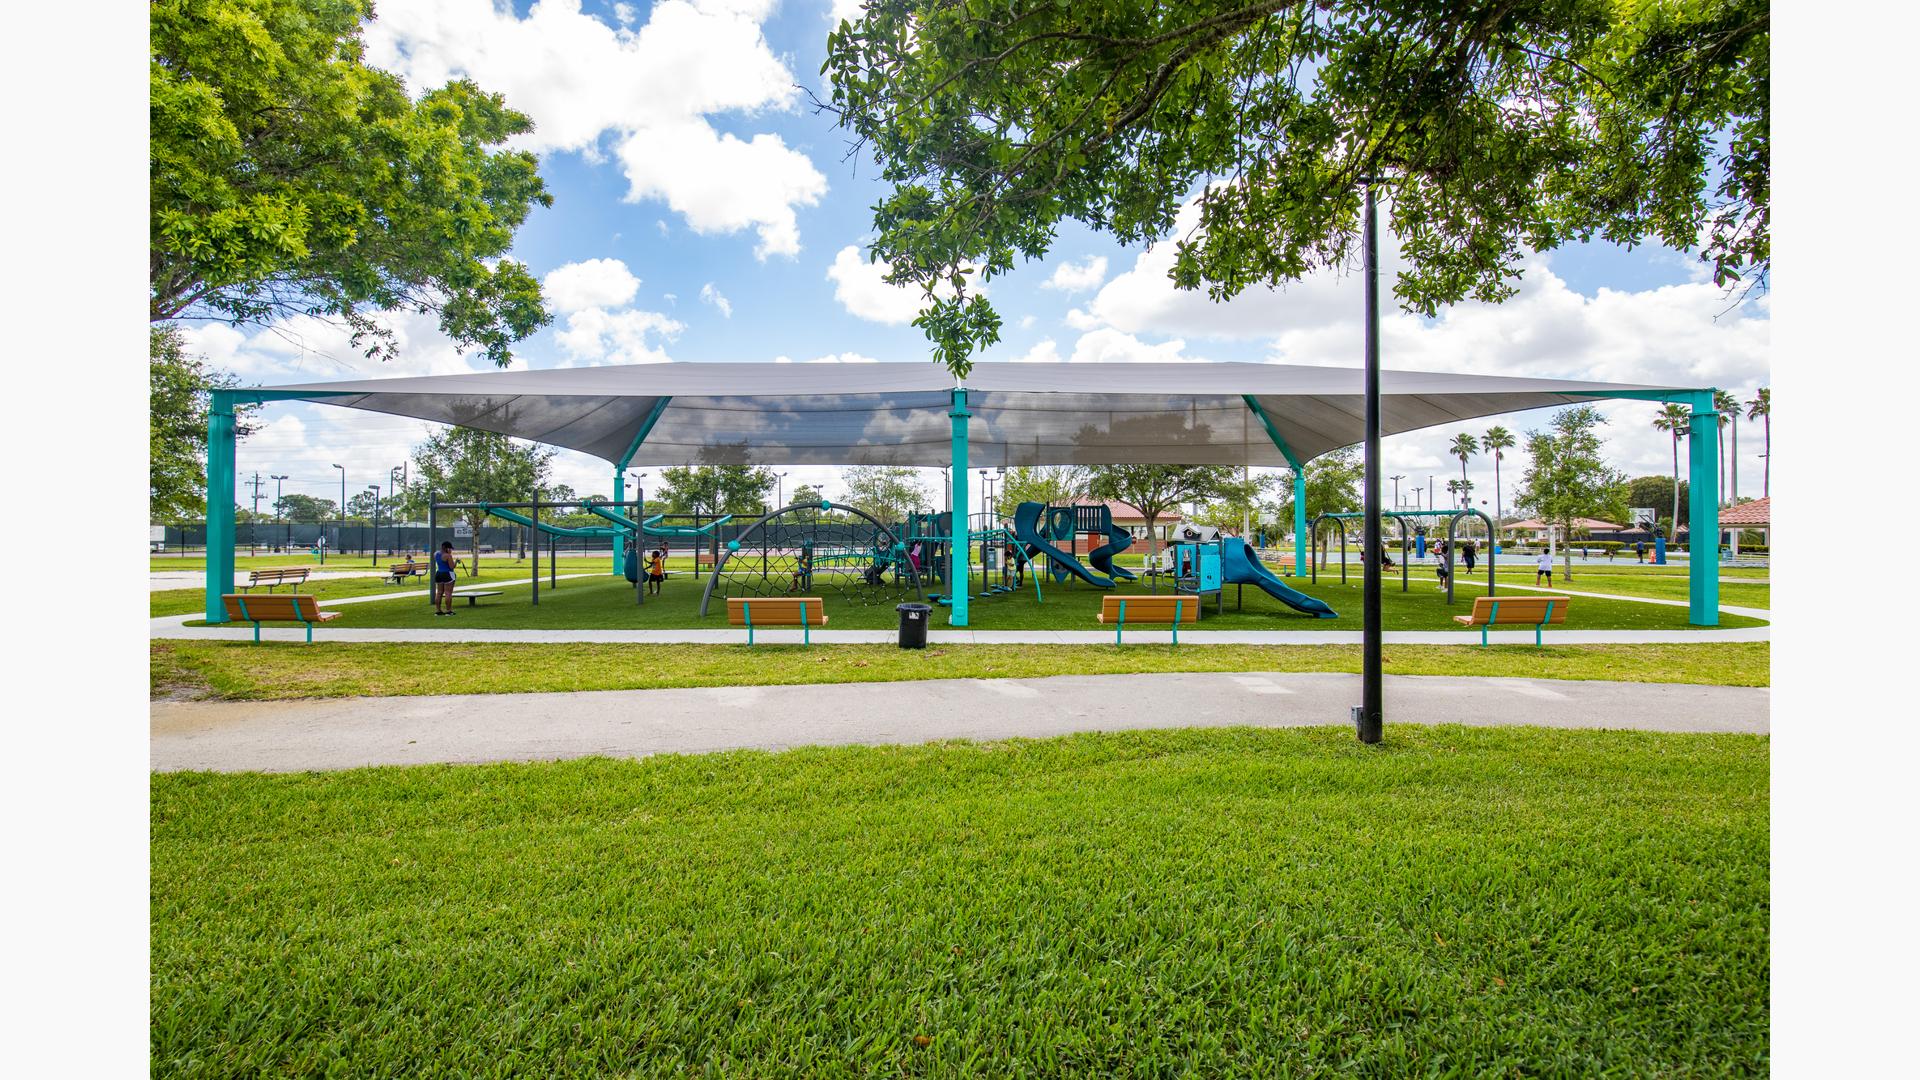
(151, 671, 1768, 773)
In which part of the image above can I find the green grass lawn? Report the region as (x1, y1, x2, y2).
(182, 568, 1763, 632)
(151, 640, 1769, 700)
(151, 726, 1769, 1076)
(1456, 568, 1771, 608)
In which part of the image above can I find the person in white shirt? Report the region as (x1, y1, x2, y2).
(1535, 550, 1554, 586)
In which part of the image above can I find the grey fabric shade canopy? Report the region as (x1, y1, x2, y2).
(266, 360, 1681, 467)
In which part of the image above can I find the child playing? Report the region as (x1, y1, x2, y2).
(1535, 550, 1554, 586)
(646, 548, 666, 595)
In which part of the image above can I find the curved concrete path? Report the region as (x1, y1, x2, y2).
(151, 671, 1768, 773)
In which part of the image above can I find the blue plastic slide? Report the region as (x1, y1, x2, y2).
(1086, 518, 1138, 581)
(1012, 502, 1114, 588)
(1221, 537, 1337, 618)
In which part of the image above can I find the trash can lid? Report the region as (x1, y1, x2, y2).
(896, 603, 932, 612)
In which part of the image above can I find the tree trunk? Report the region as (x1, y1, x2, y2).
(1563, 526, 1574, 581)
(1493, 454, 1502, 528)
(1459, 461, 1469, 508)
(1718, 423, 1726, 505)
(467, 511, 485, 578)
(1730, 415, 1738, 502)
(1671, 435, 1681, 534)
(1763, 416, 1769, 497)
(1143, 512, 1158, 562)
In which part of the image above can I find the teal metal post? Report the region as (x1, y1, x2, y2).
(1688, 390, 1720, 626)
(1292, 468, 1308, 578)
(949, 388, 970, 627)
(612, 467, 627, 576)
(205, 390, 238, 623)
(1241, 396, 1309, 577)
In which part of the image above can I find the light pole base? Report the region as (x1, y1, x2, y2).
(1353, 705, 1382, 744)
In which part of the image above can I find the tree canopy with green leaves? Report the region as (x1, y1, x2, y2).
(150, 326, 255, 521)
(410, 427, 553, 573)
(1514, 405, 1628, 578)
(998, 465, 1092, 511)
(653, 465, 777, 518)
(151, 0, 552, 366)
(842, 465, 932, 526)
(1087, 464, 1246, 555)
(1274, 446, 1365, 541)
(824, 0, 1768, 375)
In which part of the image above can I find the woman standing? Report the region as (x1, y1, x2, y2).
(432, 541, 462, 615)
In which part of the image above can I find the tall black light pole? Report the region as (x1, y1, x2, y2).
(1356, 180, 1385, 744)
(271, 474, 288, 552)
(332, 463, 344, 563)
(367, 485, 380, 566)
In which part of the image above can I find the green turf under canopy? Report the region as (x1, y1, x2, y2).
(152, 726, 1768, 1076)
(172, 564, 1766, 632)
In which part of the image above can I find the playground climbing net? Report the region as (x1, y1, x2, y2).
(702, 503, 922, 614)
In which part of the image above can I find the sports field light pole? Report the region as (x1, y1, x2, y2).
(366, 485, 380, 565)
(333, 464, 345, 560)
(1355, 179, 1385, 745)
(271, 474, 288, 551)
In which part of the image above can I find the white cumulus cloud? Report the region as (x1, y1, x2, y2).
(542, 258, 641, 314)
(1043, 255, 1109, 293)
(699, 282, 732, 318)
(827, 245, 986, 324)
(362, 0, 826, 257)
(555, 307, 685, 366)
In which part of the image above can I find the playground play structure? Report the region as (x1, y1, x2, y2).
(424, 495, 733, 606)
(202, 362, 1728, 638)
(698, 500, 921, 616)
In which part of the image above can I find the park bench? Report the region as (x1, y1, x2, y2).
(1096, 594, 1198, 646)
(1452, 595, 1572, 646)
(451, 589, 503, 607)
(726, 596, 827, 645)
(221, 593, 341, 643)
(239, 567, 310, 593)
(388, 559, 428, 584)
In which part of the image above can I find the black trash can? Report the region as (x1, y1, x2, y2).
(895, 603, 932, 649)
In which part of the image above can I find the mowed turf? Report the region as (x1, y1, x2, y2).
(151, 640, 1770, 700)
(151, 726, 1770, 1076)
(178, 569, 1766, 632)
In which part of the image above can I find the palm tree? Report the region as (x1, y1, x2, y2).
(1713, 389, 1739, 504)
(1448, 433, 1477, 510)
(1746, 387, 1769, 497)
(1652, 403, 1692, 533)
(1481, 426, 1514, 527)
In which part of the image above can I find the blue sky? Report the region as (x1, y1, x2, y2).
(181, 0, 1771, 519)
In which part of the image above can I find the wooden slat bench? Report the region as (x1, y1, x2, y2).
(1096, 594, 1198, 645)
(451, 590, 503, 607)
(388, 559, 428, 584)
(726, 596, 827, 645)
(240, 567, 311, 592)
(1452, 595, 1571, 646)
(221, 593, 341, 643)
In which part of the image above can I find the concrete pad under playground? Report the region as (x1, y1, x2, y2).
(151, 672, 1769, 773)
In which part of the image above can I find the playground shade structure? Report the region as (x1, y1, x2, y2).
(208, 361, 1724, 628)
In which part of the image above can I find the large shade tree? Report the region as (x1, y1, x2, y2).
(150, 325, 255, 520)
(824, 0, 1769, 375)
(151, 0, 552, 365)
(1514, 405, 1629, 580)
(1087, 465, 1245, 557)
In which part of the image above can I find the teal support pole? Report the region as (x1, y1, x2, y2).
(1688, 390, 1720, 626)
(204, 391, 238, 623)
(1242, 396, 1309, 577)
(612, 467, 627, 576)
(1292, 469, 1308, 578)
(949, 388, 970, 627)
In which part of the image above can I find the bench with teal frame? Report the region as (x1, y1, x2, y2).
(220, 593, 341, 643)
(1096, 594, 1195, 645)
(1452, 595, 1570, 646)
(726, 596, 827, 645)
